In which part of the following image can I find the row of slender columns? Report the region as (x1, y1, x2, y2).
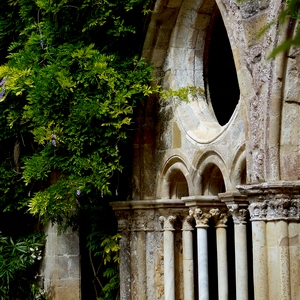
(161, 204, 249, 300)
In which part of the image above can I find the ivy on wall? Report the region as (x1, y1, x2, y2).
(0, 0, 153, 298)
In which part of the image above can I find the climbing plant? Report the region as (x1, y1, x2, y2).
(0, 0, 153, 298)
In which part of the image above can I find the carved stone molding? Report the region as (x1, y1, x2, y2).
(237, 182, 300, 221)
(159, 215, 177, 231)
(110, 199, 186, 232)
(248, 198, 300, 221)
(191, 208, 211, 228)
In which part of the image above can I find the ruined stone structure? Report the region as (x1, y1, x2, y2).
(111, 0, 300, 299)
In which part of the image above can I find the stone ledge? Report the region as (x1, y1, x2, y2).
(110, 199, 186, 211)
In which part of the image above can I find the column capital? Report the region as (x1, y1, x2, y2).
(237, 182, 300, 221)
(159, 215, 177, 231)
(115, 210, 131, 231)
(132, 210, 155, 231)
(219, 191, 249, 224)
(210, 208, 229, 227)
(228, 203, 248, 224)
(191, 208, 211, 228)
(182, 210, 194, 231)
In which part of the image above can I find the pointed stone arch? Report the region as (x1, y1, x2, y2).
(158, 150, 194, 199)
(192, 150, 231, 194)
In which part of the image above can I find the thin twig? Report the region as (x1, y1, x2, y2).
(89, 249, 103, 289)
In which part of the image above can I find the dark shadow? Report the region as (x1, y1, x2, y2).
(205, 8, 240, 126)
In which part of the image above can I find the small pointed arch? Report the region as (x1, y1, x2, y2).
(158, 151, 193, 199)
(161, 161, 190, 199)
(192, 150, 231, 194)
(230, 144, 247, 186)
(202, 163, 225, 195)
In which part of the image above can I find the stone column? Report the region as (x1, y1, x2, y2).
(251, 216, 269, 300)
(134, 211, 147, 300)
(267, 198, 292, 300)
(277, 219, 291, 300)
(159, 215, 177, 300)
(238, 182, 300, 300)
(115, 211, 132, 300)
(210, 209, 229, 300)
(193, 208, 211, 300)
(228, 204, 248, 300)
(182, 211, 194, 300)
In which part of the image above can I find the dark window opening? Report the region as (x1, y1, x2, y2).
(202, 164, 226, 195)
(205, 9, 240, 126)
(208, 217, 218, 300)
(170, 171, 189, 199)
(227, 217, 236, 300)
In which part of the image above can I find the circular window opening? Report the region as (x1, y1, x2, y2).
(205, 8, 240, 126)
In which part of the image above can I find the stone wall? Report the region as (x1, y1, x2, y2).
(41, 224, 81, 300)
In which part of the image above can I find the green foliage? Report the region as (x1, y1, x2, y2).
(0, 233, 45, 300)
(87, 233, 121, 299)
(0, 0, 153, 298)
(160, 86, 204, 102)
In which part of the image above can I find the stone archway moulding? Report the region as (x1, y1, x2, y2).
(192, 150, 231, 193)
(157, 149, 195, 199)
(230, 143, 247, 187)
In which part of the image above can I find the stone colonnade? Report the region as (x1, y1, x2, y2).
(112, 181, 300, 299)
(238, 182, 300, 300)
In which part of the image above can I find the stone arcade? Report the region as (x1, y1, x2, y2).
(111, 0, 300, 299)
(40, 0, 300, 298)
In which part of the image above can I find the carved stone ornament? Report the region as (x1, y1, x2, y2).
(249, 198, 300, 221)
(182, 210, 194, 231)
(209, 208, 228, 227)
(131, 210, 155, 231)
(192, 208, 211, 228)
(237, 182, 300, 221)
(115, 211, 131, 231)
(248, 201, 268, 220)
(228, 204, 248, 224)
(133, 210, 147, 231)
(159, 215, 177, 231)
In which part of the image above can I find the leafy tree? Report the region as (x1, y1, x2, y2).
(0, 0, 153, 298)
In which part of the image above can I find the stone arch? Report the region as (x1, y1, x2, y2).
(158, 151, 194, 199)
(230, 144, 247, 187)
(143, 0, 243, 143)
(193, 150, 231, 194)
